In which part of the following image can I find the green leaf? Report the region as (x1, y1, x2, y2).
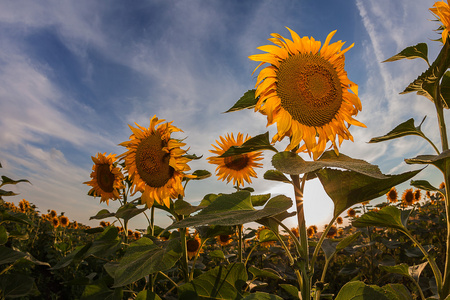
(0, 245, 26, 264)
(209, 249, 226, 259)
(0, 274, 36, 298)
(272, 151, 386, 178)
(263, 170, 292, 184)
(190, 169, 211, 180)
(113, 237, 182, 287)
(85, 226, 121, 257)
(199, 193, 219, 207)
(198, 191, 253, 215)
(0, 175, 31, 187)
(220, 132, 277, 157)
(51, 243, 92, 270)
(251, 194, 271, 207)
(405, 150, 450, 173)
(167, 194, 292, 229)
(257, 228, 279, 243)
(115, 203, 147, 222)
(409, 262, 428, 282)
(379, 263, 410, 277)
(410, 180, 440, 191)
(0, 225, 8, 245)
(0, 189, 18, 197)
(383, 43, 429, 65)
(248, 266, 282, 280)
(225, 89, 257, 113)
(0, 210, 32, 226)
(352, 206, 411, 231)
(242, 292, 284, 300)
(135, 290, 162, 300)
(381, 284, 412, 300)
(174, 199, 205, 215)
(89, 209, 115, 220)
(369, 117, 429, 143)
(441, 71, 450, 108)
(279, 284, 300, 299)
(401, 39, 450, 104)
(81, 278, 122, 300)
(317, 168, 421, 218)
(335, 281, 397, 300)
(178, 263, 247, 300)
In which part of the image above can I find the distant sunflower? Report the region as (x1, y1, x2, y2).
(216, 234, 233, 247)
(207, 133, 263, 187)
(18, 199, 30, 212)
(291, 227, 299, 238)
(187, 234, 202, 259)
(50, 210, 57, 218)
(414, 189, 422, 203)
(402, 189, 415, 206)
(386, 187, 398, 203)
(326, 225, 337, 238)
(52, 217, 60, 228)
(307, 225, 317, 238)
(71, 221, 79, 229)
(336, 216, 343, 225)
(119, 116, 193, 208)
(430, 1, 450, 43)
(347, 208, 356, 218)
(84, 152, 124, 205)
(59, 216, 69, 227)
(250, 28, 365, 159)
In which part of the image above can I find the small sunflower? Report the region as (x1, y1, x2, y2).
(336, 216, 343, 225)
(430, 1, 450, 43)
(71, 221, 79, 229)
(414, 189, 422, 203)
(59, 216, 69, 227)
(291, 227, 299, 238)
(386, 187, 398, 203)
(52, 217, 60, 228)
(402, 189, 415, 206)
(250, 28, 365, 160)
(119, 116, 193, 208)
(347, 208, 356, 218)
(216, 234, 233, 247)
(18, 199, 30, 212)
(326, 225, 338, 238)
(50, 210, 57, 218)
(134, 231, 141, 240)
(187, 234, 202, 259)
(307, 225, 317, 238)
(440, 182, 446, 190)
(84, 152, 125, 205)
(208, 133, 263, 187)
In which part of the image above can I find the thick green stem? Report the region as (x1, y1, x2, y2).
(238, 225, 243, 263)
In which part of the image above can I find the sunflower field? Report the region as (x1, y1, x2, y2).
(3, 1, 450, 299)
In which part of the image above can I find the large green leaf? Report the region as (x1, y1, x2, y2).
(85, 226, 121, 257)
(115, 203, 147, 222)
(0, 274, 37, 298)
(219, 132, 278, 157)
(0, 210, 32, 226)
(174, 199, 205, 215)
(81, 278, 122, 300)
(135, 290, 162, 300)
(272, 151, 386, 178)
(263, 170, 292, 184)
(335, 281, 398, 300)
(242, 292, 283, 300)
(369, 118, 429, 143)
(197, 191, 253, 215)
(317, 168, 421, 218)
(401, 39, 450, 104)
(251, 194, 271, 207)
(248, 266, 282, 280)
(0, 175, 30, 187)
(167, 195, 292, 229)
(113, 237, 182, 287)
(0, 245, 26, 264)
(51, 243, 92, 270)
(352, 206, 411, 231)
(178, 263, 247, 300)
(0, 225, 7, 245)
(410, 179, 440, 191)
(383, 43, 429, 65)
(89, 209, 115, 220)
(225, 89, 257, 113)
(380, 284, 412, 300)
(405, 150, 450, 173)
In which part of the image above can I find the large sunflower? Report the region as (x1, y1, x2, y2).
(250, 28, 365, 160)
(119, 116, 193, 208)
(84, 153, 125, 205)
(430, 1, 450, 43)
(207, 133, 263, 187)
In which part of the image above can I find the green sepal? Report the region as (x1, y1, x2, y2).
(405, 149, 450, 173)
(220, 132, 277, 157)
(272, 151, 386, 178)
(369, 117, 429, 143)
(263, 170, 292, 184)
(225, 89, 257, 113)
(316, 168, 420, 218)
(383, 43, 429, 65)
(401, 39, 450, 104)
(183, 153, 202, 160)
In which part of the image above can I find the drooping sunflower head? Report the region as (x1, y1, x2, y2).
(84, 152, 125, 205)
(386, 187, 398, 203)
(216, 234, 233, 247)
(430, 1, 450, 44)
(250, 28, 365, 160)
(207, 133, 263, 187)
(187, 234, 202, 259)
(119, 116, 193, 208)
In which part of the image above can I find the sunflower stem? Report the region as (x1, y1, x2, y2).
(179, 223, 190, 283)
(290, 174, 310, 299)
(238, 224, 243, 263)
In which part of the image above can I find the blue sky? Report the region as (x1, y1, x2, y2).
(0, 0, 447, 230)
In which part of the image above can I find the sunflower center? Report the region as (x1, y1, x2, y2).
(135, 133, 174, 188)
(219, 235, 231, 243)
(187, 239, 200, 252)
(224, 154, 249, 171)
(97, 164, 115, 193)
(276, 53, 343, 127)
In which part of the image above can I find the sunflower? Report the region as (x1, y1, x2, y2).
(18, 199, 30, 212)
(207, 133, 263, 187)
(347, 208, 356, 218)
(84, 152, 125, 205)
(402, 188, 415, 206)
(250, 28, 365, 160)
(216, 234, 233, 247)
(52, 217, 60, 228)
(430, 1, 450, 43)
(59, 216, 69, 227)
(187, 234, 203, 259)
(291, 227, 299, 238)
(326, 225, 338, 238)
(414, 189, 422, 203)
(119, 116, 193, 208)
(336, 216, 343, 225)
(50, 210, 57, 218)
(386, 187, 398, 203)
(307, 225, 317, 238)
(71, 221, 79, 229)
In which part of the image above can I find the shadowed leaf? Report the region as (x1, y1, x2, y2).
(264, 170, 292, 184)
(90, 209, 115, 220)
(369, 117, 429, 143)
(335, 281, 399, 300)
(410, 179, 440, 191)
(405, 150, 450, 173)
(352, 206, 412, 231)
(225, 89, 257, 112)
(383, 43, 429, 64)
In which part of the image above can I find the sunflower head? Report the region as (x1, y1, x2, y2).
(250, 28, 365, 160)
(386, 187, 398, 203)
(414, 189, 422, 203)
(347, 208, 356, 218)
(119, 116, 193, 208)
(84, 152, 125, 205)
(336, 216, 343, 225)
(59, 216, 69, 227)
(291, 227, 299, 238)
(50, 210, 57, 218)
(187, 234, 202, 259)
(207, 133, 263, 187)
(216, 234, 233, 247)
(430, 1, 450, 44)
(402, 188, 415, 206)
(326, 225, 338, 238)
(52, 217, 60, 228)
(307, 225, 317, 238)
